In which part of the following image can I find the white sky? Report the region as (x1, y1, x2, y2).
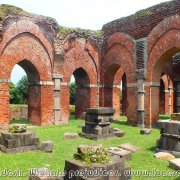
(0, 0, 169, 83)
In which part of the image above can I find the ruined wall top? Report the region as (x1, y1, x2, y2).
(0, 4, 59, 44)
(102, 0, 180, 40)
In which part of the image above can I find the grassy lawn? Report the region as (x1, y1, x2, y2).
(0, 115, 178, 180)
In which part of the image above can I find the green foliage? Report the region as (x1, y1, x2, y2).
(10, 76, 28, 104)
(70, 105, 75, 114)
(74, 147, 110, 166)
(10, 81, 23, 104)
(0, 4, 24, 21)
(9, 125, 26, 133)
(16, 75, 28, 104)
(58, 25, 103, 39)
(70, 82, 76, 105)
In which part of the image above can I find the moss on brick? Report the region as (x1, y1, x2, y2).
(58, 25, 103, 39)
(0, 4, 25, 21)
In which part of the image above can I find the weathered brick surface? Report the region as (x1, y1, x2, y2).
(0, 1, 180, 128)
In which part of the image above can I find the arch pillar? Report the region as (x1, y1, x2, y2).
(0, 79, 10, 129)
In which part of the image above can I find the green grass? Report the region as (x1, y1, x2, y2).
(0, 116, 179, 180)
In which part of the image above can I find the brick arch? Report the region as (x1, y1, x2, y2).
(0, 30, 54, 129)
(101, 41, 137, 124)
(147, 29, 180, 82)
(101, 43, 136, 84)
(0, 20, 54, 67)
(59, 38, 98, 122)
(145, 29, 180, 126)
(107, 32, 134, 54)
(0, 33, 52, 81)
(148, 15, 180, 53)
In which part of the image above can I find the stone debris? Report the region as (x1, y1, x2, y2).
(107, 147, 132, 160)
(140, 128, 152, 134)
(64, 132, 79, 139)
(119, 143, 140, 153)
(114, 129, 125, 137)
(153, 152, 175, 160)
(156, 121, 180, 156)
(169, 158, 180, 170)
(40, 141, 54, 153)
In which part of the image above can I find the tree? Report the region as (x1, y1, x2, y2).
(10, 81, 22, 104)
(16, 75, 28, 104)
(70, 82, 76, 105)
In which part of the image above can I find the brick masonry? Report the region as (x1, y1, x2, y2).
(0, 1, 180, 128)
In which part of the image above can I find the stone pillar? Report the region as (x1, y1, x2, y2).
(53, 74, 62, 125)
(137, 79, 145, 127)
(0, 78, 10, 129)
(168, 86, 173, 114)
(175, 81, 180, 113)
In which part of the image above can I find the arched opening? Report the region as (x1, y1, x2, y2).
(103, 64, 127, 119)
(70, 68, 90, 119)
(150, 49, 180, 123)
(10, 59, 41, 125)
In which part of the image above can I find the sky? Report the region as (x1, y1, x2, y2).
(0, 0, 170, 83)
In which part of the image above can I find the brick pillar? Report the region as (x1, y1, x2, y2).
(60, 83, 70, 123)
(40, 82, 54, 125)
(28, 81, 54, 126)
(28, 84, 41, 125)
(113, 86, 120, 119)
(150, 85, 160, 125)
(126, 86, 137, 126)
(75, 85, 90, 119)
(53, 74, 62, 125)
(0, 79, 10, 129)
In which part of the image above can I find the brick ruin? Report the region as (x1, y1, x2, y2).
(0, 0, 179, 129)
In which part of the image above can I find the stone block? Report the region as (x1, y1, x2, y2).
(77, 144, 103, 154)
(40, 141, 53, 153)
(169, 158, 180, 170)
(82, 107, 115, 140)
(140, 128, 152, 134)
(107, 147, 132, 160)
(114, 130, 125, 137)
(119, 143, 140, 153)
(64, 132, 79, 139)
(171, 113, 180, 121)
(154, 152, 175, 160)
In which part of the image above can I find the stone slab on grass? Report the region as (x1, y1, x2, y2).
(119, 143, 140, 153)
(140, 128, 152, 134)
(169, 158, 180, 170)
(64, 132, 79, 139)
(40, 141, 53, 153)
(114, 130, 125, 137)
(154, 152, 175, 160)
(107, 147, 132, 160)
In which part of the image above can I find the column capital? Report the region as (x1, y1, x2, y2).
(52, 74, 63, 79)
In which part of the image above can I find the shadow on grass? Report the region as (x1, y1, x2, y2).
(10, 119, 30, 125)
(148, 146, 156, 152)
(112, 120, 128, 126)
